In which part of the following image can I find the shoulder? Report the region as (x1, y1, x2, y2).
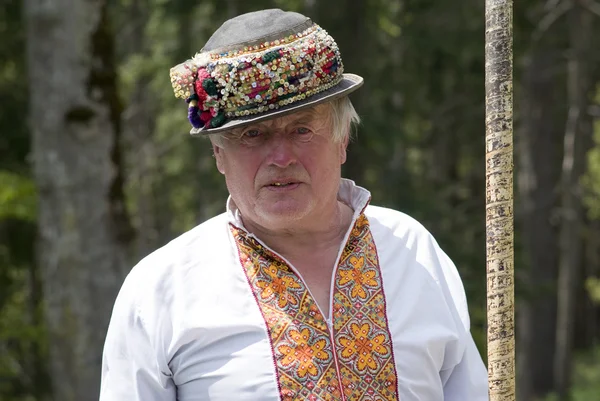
(112, 212, 231, 320)
(365, 204, 430, 236)
(127, 212, 229, 282)
(364, 204, 439, 252)
(364, 204, 444, 267)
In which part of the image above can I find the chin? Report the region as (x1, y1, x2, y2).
(257, 203, 311, 226)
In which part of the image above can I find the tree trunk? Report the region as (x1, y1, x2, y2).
(28, 231, 52, 401)
(485, 1, 515, 399)
(515, 43, 564, 401)
(25, 0, 133, 399)
(554, 6, 594, 399)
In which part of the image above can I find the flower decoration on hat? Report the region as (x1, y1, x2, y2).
(169, 24, 345, 131)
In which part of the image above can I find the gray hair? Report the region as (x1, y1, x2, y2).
(329, 95, 361, 143)
(208, 96, 360, 147)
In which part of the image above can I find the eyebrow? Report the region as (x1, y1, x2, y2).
(228, 107, 324, 137)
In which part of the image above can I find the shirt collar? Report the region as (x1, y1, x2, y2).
(226, 178, 371, 228)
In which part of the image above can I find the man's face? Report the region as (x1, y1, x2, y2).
(212, 103, 348, 231)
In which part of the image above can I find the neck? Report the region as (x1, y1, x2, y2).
(241, 200, 355, 257)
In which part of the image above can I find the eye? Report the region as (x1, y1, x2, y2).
(292, 126, 314, 143)
(243, 129, 261, 138)
(235, 128, 267, 147)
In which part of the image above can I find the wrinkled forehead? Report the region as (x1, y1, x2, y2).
(237, 103, 333, 133)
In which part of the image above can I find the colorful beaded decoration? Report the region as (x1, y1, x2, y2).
(169, 25, 344, 130)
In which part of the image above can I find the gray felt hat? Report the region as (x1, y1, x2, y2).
(169, 9, 364, 135)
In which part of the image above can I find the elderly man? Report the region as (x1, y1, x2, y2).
(100, 8, 488, 401)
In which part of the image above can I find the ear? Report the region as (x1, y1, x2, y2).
(212, 142, 226, 174)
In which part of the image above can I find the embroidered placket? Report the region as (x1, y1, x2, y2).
(231, 214, 399, 400)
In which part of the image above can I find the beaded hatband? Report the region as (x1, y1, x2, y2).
(169, 25, 344, 130)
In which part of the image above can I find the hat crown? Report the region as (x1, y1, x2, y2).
(169, 8, 363, 134)
(203, 9, 312, 53)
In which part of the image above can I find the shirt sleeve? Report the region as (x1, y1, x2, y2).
(437, 242, 490, 401)
(440, 332, 489, 401)
(100, 273, 176, 401)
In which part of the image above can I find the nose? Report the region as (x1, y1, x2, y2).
(266, 132, 297, 168)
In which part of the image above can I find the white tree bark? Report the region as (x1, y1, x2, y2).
(25, 0, 133, 399)
(485, 0, 515, 399)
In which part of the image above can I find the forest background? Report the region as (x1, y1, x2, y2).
(1, 0, 600, 400)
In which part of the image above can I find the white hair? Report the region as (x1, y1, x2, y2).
(328, 95, 361, 143)
(208, 96, 360, 147)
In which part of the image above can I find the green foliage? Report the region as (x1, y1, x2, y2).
(0, 172, 36, 221)
(570, 347, 600, 401)
(0, 1, 48, 399)
(583, 116, 600, 220)
(543, 347, 600, 401)
(0, 265, 46, 399)
(585, 277, 600, 305)
(0, 176, 45, 400)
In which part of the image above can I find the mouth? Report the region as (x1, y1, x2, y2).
(265, 180, 301, 190)
(269, 182, 297, 187)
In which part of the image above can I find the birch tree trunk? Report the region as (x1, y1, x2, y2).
(25, 0, 133, 399)
(485, 0, 515, 399)
(554, 6, 594, 399)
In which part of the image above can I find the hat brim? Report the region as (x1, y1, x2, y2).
(190, 73, 364, 136)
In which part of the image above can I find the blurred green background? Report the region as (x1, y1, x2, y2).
(1, 0, 600, 400)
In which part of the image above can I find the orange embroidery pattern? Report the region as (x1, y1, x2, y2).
(333, 214, 399, 399)
(233, 233, 342, 400)
(231, 213, 399, 401)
